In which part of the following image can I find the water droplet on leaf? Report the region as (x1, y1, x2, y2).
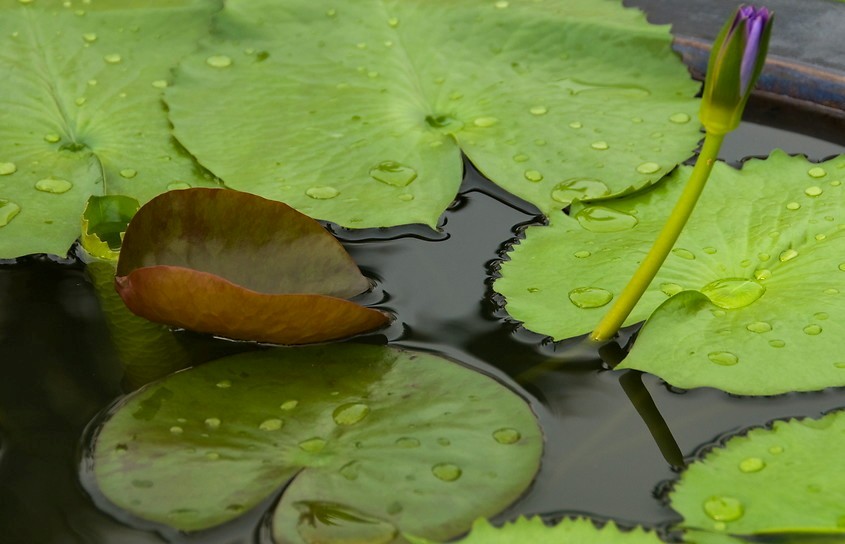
(306, 186, 339, 199)
(805, 186, 823, 197)
(568, 286, 613, 309)
(369, 161, 417, 187)
(523, 169, 543, 182)
(473, 116, 498, 127)
(431, 463, 462, 482)
(671, 248, 695, 260)
(669, 112, 691, 123)
(703, 496, 744, 522)
(551, 178, 610, 203)
(590, 141, 609, 150)
(746, 321, 772, 333)
(206, 55, 232, 68)
(660, 283, 683, 296)
(779, 249, 798, 262)
(332, 403, 370, 425)
(493, 428, 521, 444)
(0, 162, 16, 176)
(119, 168, 137, 179)
(529, 105, 547, 115)
(707, 351, 738, 366)
(808, 167, 827, 178)
(259, 418, 284, 431)
(575, 206, 638, 232)
(395, 437, 420, 448)
(204, 417, 221, 429)
(803, 324, 822, 336)
(299, 437, 326, 453)
(104, 53, 121, 64)
(35, 177, 72, 194)
(637, 162, 660, 174)
(700, 278, 765, 309)
(280, 400, 298, 411)
(738, 457, 766, 473)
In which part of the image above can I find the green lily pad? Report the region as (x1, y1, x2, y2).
(496, 151, 845, 394)
(116, 188, 388, 344)
(165, 0, 701, 229)
(81, 195, 139, 260)
(671, 410, 845, 536)
(0, 0, 221, 259)
(406, 516, 664, 544)
(91, 344, 543, 542)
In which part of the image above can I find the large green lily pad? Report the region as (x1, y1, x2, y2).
(671, 410, 845, 536)
(91, 344, 543, 542)
(165, 0, 701, 229)
(406, 516, 665, 544)
(116, 188, 388, 344)
(0, 0, 222, 259)
(496, 151, 845, 394)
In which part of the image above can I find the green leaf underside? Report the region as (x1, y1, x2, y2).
(671, 410, 845, 536)
(496, 151, 845, 394)
(0, 0, 222, 259)
(165, 0, 700, 229)
(92, 345, 543, 542)
(406, 516, 664, 544)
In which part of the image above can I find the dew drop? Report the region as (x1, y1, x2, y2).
(206, 55, 232, 68)
(387, 16, 399, 27)
(167, 182, 191, 191)
(369, 161, 417, 187)
(204, 417, 221, 429)
(332, 403, 370, 425)
(512, 153, 529, 163)
(44, 133, 61, 143)
(590, 141, 609, 150)
(660, 283, 683, 296)
(259, 418, 284, 431)
(768, 339, 786, 348)
(494, 0, 509, 7)
(205, 451, 220, 460)
(754, 268, 772, 281)
(671, 248, 695, 260)
(151, 79, 168, 89)
(119, 168, 137, 179)
(82, 32, 97, 42)
(35, 177, 72, 194)
(568, 121, 582, 129)
(0, 162, 16, 176)
(395, 437, 420, 448)
(786, 202, 801, 210)
(573, 250, 591, 258)
(473, 116, 498, 127)
(568, 286, 613, 309)
(746, 321, 772, 333)
(669, 112, 691, 124)
(551, 178, 610, 203)
(707, 351, 738, 366)
(103, 53, 122, 64)
(803, 324, 822, 336)
(280, 400, 298, 411)
(298, 437, 326, 453)
(779, 249, 798, 262)
(522, 169, 543, 183)
(398, 193, 414, 201)
(575, 206, 638, 232)
(216, 379, 232, 388)
(769, 445, 784, 454)
(305, 186, 339, 199)
(169, 426, 184, 435)
(808, 166, 827, 178)
(703, 247, 717, 255)
(738, 457, 766, 473)
(805, 185, 823, 197)
(636, 162, 660, 174)
(492, 428, 521, 444)
(326, 8, 336, 16)
(529, 105, 547, 115)
(700, 278, 765, 309)
(703, 496, 744, 522)
(0, 200, 21, 227)
(431, 463, 462, 482)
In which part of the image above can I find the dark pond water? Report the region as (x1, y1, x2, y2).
(2, 97, 845, 543)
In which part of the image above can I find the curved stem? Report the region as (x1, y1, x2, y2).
(589, 131, 726, 342)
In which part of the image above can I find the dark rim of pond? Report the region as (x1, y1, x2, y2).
(3, 38, 845, 538)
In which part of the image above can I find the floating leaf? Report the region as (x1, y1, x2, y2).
(91, 345, 543, 542)
(0, 0, 222, 259)
(671, 410, 845, 537)
(165, 0, 700, 229)
(496, 151, 845, 394)
(406, 516, 664, 544)
(116, 188, 388, 344)
(81, 195, 140, 260)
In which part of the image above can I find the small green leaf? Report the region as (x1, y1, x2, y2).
(406, 516, 664, 544)
(0, 0, 222, 259)
(496, 151, 845, 394)
(671, 410, 845, 536)
(81, 195, 139, 260)
(115, 188, 388, 344)
(91, 344, 543, 542)
(165, 0, 700, 228)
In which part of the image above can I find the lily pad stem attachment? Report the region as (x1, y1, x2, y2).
(589, 131, 724, 342)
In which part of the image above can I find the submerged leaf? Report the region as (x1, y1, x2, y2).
(166, 0, 700, 228)
(91, 345, 543, 542)
(81, 195, 139, 260)
(406, 516, 664, 544)
(116, 188, 388, 344)
(671, 410, 845, 536)
(0, 0, 222, 259)
(496, 151, 845, 394)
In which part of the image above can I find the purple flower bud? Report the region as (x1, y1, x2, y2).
(700, 5, 774, 135)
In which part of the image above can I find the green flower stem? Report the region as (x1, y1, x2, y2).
(590, 131, 726, 342)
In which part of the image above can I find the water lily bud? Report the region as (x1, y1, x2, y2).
(700, 5, 773, 135)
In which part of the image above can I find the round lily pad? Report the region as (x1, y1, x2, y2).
(165, 0, 700, 229)
(671, 410, 845, 537)
(90, 344, 543, 542)
(496, 151, 845, 394)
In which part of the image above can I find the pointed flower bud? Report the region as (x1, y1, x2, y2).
(700, 5, 773, 135)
